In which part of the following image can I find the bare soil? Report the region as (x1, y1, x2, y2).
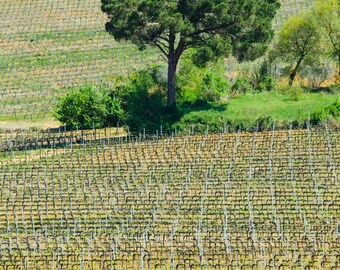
(0, 119, 61, 131)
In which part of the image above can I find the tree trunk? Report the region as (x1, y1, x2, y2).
(167, 57, 177, 108)
(166, 34, 185, 108)
(289, 55, 305, 86)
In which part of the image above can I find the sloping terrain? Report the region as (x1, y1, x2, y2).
(0, 0, 315, 121)
(0, 127, 339, 269)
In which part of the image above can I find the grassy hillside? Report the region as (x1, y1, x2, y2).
(174, 90, 339, 132)
(0, 0, 159, 122)
(0, 0, 316, 123)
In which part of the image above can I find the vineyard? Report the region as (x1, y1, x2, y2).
(1, 1, 339, 269)
(0, 124, 339, 269)
(0, 0, 315, 122)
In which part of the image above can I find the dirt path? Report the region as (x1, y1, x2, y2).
(0, 119, 61, 131)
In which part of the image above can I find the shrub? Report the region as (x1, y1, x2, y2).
(230, 76, 253, 97)
(174, 111, 279, 133)
(173, 110, 231, 133)
(255, 116, 275, 131)
(249, 59, 276, 91)
(177, 58, 230, 104)
(258, 75, 276, 92)
(287, 86, 304, 101)
(117, 66, 169, 131)
(236, 58, 276, 92)
(310, 100, 340, 124)
(201, 69, 230, 101)
(277, 85, 304, 101)
(55, 84, 125, 129)
(55, 85, 109, 129)
(55, 66, 178, 132)
(105, 95, 126, 126)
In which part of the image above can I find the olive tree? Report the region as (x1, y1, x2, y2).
(314, 0, 340, 75)
(271, 11, 322, 86)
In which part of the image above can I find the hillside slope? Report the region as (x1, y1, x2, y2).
(0, 127, 339, 268)
(0, 0, 316, 122)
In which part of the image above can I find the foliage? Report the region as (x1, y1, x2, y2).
(173, 110, 276, 133)
(310, 100, 340, 124)
(101, 0, 280, 106)
(55, 65, 339, 133)
(277, 85, 304, 101)
(299, 58, 333, 88)
(116, 67, 169, 130)
(173, 110, 230, 133)
(54, 85, 116, 129)
(314, 0, 340, 68)
(258, 75, 276, 91)
(230, 76, 253, 97)
(177, 58, 230, 103)
(270, 10, 322, 86)
(233, 58, 276, 93)
(55, 67, 179, 131)
(270, 0, 340, 86)
(172, 89, 339, 132)
(249, 59, 276, 91)
(105, 95, 126, 126)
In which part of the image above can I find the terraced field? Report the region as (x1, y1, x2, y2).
(0, 0, 160, 121)
(0, 0, 315, 121)
(0, 125, 339, 269)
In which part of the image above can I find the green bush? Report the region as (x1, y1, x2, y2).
(255, 116, 275, 131)
(117, 66, 171, 131)
(173, 110, 231, 133)
(310, 100, 340, 124)
(258, 75, 276, 92)
(277, 85, 304, 101)
(249, 59, 276, 91)
(288, 86, 304, 101)
(55, 66, 179, 131)
(177, 59, 230, 104)
(174, 110, 280, 133)
(105, 95, 126, 126)
(55, 85, 110, 129)
(55, 84, 125, 129)
(237, 58, 276, 92)
(230, 76, 253, 97)
(201, 69, 230, 101)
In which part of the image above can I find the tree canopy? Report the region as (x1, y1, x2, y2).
(270, 0, 340, 86)
(314, 0, 340, 74)
(271, 11, 321, 86)
(101, 0, 280, 107)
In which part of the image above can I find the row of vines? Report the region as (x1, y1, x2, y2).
(0, 124, 339, 269)
(0, 0, 315, 120)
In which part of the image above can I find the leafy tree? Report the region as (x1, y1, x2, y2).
(314, 0, 340, 75)
(101, 0, 280, 107)
(270, 11, 322, 86)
